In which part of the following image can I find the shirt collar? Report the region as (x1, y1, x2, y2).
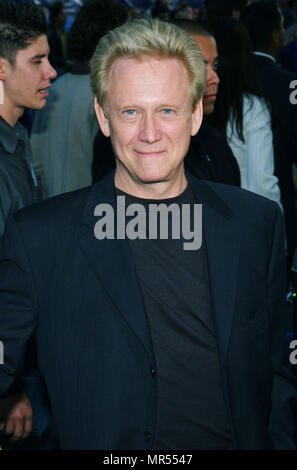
(253, 51, 276, 63)
(0, 116, 27, 154)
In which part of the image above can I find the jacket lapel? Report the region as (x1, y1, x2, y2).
(77, 172, 154, 361)
(78, 172, 241, 362)
(189, 177, 241, 359)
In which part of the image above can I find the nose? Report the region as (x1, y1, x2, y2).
(138, 113, 162, 144)
(207, 66, 219, 87)
(43, 60, 57, 81)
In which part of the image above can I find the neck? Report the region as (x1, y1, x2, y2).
(0, 104, 23, 127)
(115, 168, 188, 200)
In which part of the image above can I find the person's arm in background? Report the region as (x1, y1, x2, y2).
(245, 99, 282, 208)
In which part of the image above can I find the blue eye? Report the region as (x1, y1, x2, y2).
(121, 109, 138, 121)
(162, 109, 173, 114)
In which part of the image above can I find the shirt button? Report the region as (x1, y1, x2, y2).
(144, 431, 151, 437)
(150, 366, 156, 377)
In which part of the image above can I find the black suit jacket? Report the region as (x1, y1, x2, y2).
(254, 54, 297, 254)
(0, 171, 296, 449)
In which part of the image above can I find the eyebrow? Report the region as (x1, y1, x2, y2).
(210, 57, 218, 65)
(30, 54, 47, 60)
(203, 56, 218, 64)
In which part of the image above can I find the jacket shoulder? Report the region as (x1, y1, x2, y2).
(14, 185, 91, 229)
(192, 178, 280, 217)
(258, 58, 297, 86)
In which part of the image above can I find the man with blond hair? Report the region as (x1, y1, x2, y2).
(0, 18, 296, 450)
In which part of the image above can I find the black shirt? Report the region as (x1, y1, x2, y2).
(117, 185, 232, 449)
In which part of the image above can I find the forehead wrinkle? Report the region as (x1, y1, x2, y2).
(108, 55, 190, 89)
(106, 56, 193, 115)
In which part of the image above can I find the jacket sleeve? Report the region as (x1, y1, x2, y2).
(0, 215, 38, 398)
(268, 203, 297, 449)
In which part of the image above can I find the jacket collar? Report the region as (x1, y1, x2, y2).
(79, 170, 233, 225)
(0, 116, 27, 154)
(253, 51, 276, 64)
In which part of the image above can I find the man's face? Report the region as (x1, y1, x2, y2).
(95, 56, 202, 195)
(191, 34, 219, 115)
(0, 35, 57, 122)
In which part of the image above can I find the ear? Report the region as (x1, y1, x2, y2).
(191, 98, 203, 136)
(0, 57, 8, 82)
(94, 97, 111, 137)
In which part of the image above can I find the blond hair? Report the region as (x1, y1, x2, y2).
(90, 18, 206, 112)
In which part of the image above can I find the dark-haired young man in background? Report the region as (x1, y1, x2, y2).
(0, 0, 56, 446)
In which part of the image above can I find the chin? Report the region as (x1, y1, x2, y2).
(136, 168, 171, 184)
(140, 178, 167, 185)
(203, 105, 214, 115)
(137, 175, 167, 185)
(37, 100, 47, 109)
(31, 99, 47, 110)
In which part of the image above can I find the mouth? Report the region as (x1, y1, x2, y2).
(135, 150, 165, 157)
(203, 94, 217, 102)
(38, 86, 50, 97)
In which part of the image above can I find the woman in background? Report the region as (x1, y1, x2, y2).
(209, 18, 281, 206)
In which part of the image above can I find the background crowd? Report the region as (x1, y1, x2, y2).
(23, 0, 297, 274)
